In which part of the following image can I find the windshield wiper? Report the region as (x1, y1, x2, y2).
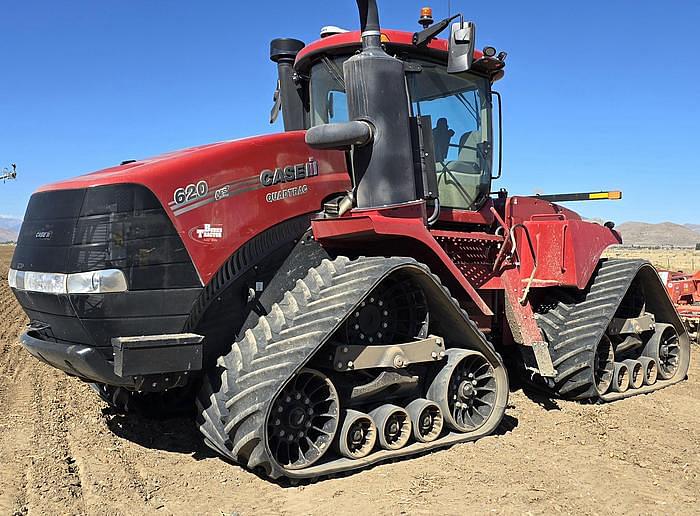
(322, 56, 346, 91)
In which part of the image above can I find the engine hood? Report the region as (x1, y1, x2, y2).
(38, 133, 300, 193)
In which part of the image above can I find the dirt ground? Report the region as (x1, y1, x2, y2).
(1, 245, 699, 516)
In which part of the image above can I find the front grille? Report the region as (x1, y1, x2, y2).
(11, 184, 202, 348)
(12, 184, 200, 290)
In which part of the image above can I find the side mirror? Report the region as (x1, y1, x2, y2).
(447, 21, 476, 74)
(328, 92, 335, 119)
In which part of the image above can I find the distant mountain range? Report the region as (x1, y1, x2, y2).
(0, 216, 22, 243)
(616, 222, 700, 247)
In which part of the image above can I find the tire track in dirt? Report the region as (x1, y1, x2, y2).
(20, 372, 87, 515)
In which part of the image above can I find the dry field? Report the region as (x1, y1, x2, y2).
(605, 246, 700, 273)
(0, 245, 699, 516)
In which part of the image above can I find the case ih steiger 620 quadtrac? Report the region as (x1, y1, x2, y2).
(8, 1, 691, 479)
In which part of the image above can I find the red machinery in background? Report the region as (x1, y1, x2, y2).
(659, 270, 700, 342)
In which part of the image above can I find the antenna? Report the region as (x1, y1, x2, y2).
(448, 0, 451, 16)
(1, 164, 17, 183)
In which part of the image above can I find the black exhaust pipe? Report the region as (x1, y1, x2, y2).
(357, 0, 381, 47)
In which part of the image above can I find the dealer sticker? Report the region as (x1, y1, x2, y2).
(189, 223, 224, 243)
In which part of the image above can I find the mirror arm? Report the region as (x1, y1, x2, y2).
(413, 14, 460, 46)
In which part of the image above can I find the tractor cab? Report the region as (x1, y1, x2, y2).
(271, 12, 506, 215)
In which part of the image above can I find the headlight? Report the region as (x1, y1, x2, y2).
(66, 270, 128, 294)
(8, 268, 18, 289)
(8, 269, 127, 294)
(22, 271, 67, 294)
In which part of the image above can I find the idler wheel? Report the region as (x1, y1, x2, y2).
(337, 410, 377, 459)
(622, 359, 644, 389)
(644, 323, 681, 380)
(406, 399, 443, 443)
(612, 362, 630, 393)
(427, 348, 498, 433)
(638, 357, 658, 385)
(369, 404, 412, 450)
(267, 369, 339, 470)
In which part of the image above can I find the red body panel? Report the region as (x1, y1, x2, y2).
(505, 196, 621, 290)
(33, 29, 618, 339)
(311, 202, 494, 316)
(40, 132, 351, 284)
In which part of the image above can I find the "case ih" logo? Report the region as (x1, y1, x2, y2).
(259, 159, 319, 187)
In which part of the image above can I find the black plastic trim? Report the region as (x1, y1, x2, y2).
(20, 330, 137, 387)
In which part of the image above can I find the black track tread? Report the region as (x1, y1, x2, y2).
(534, 259, 646, 400)
(196, 256, 425, 479)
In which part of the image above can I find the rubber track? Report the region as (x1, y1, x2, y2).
(197, 256, 426, 478)
(535, 259, 677, 401)
(197, 255, 508, 479)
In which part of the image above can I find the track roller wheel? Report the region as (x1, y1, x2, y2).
(622, 359, 644, 389)
(638, 357, 658, 386)
(337, 410, 377, 459)
(644, 323, 681, 380)
(612, 362, 630, 393)
(369, 405, 412, 450)
(427, 349, 498, 432)
(406, 399, 443, 443)
(266, 369, 339, 470)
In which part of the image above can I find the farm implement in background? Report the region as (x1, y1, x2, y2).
(659, 270, 700, 343)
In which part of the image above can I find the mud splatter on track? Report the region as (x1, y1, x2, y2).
(0, 245, 698, 515)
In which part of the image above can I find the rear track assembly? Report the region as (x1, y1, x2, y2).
(534, 259, 691, 401)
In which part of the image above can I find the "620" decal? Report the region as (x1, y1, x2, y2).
(173, 180, 208, 205)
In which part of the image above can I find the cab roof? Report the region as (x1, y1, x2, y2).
(295, 29, 484, 72)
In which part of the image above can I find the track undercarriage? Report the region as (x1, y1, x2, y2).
(533, 259, 691, 402)
(196, 256, 509, 479)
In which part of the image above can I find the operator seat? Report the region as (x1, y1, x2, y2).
(432, 118, 454, 163)
(437, 130, 483, 209)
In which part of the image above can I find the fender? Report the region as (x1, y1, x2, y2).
(505, 196, 622, 290)
(311, 202, 494, 316)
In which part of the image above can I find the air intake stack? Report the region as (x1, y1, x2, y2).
(345, 0, 417, 208)
(306, 0, 419, 209)
(270, 38, 307, 131)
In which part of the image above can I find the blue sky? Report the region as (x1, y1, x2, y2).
(1, 0, 698, 223)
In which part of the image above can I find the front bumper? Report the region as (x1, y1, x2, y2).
(21, 330, 205, 391)
(20, 330, 136, 387)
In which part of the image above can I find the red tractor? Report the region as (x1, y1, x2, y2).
(659, 269, 700, 343)
(8, 1, 691, 480)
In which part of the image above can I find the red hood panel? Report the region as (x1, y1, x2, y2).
(37, 132, 351, 285)
(39, 137, 276, 192)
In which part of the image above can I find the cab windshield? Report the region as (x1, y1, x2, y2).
(309, 56, 493, 211)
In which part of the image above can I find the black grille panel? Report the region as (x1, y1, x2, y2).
(12, 184, 200, 290)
